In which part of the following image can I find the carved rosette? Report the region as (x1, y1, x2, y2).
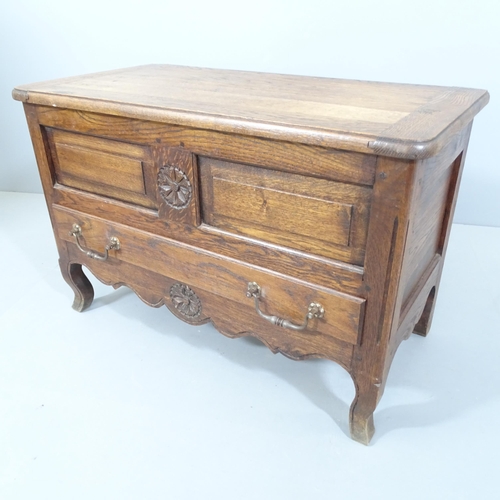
(158, 165, 192, 209)
(169, 283, 202, 318)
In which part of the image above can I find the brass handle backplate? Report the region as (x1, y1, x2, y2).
(69, 224, 120, 261)
(246, 281, 324, 331)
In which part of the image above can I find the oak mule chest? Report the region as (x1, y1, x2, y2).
(13, 65, 489, 444)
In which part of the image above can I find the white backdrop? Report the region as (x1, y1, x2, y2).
(1, 0, 498, 226)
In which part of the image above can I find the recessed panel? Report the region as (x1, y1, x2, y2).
(200, 157, 372, 265)
(48, 128, 156, 209)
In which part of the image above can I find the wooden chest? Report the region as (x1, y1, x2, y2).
(13, 65, 489, 444)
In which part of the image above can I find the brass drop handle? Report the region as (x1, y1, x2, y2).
(246, 282, 324, 331)
(69, 223, 120, 261)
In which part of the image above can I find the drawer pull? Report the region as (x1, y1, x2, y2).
(246, 282, 324, 331)
(69, 224, 120, 261)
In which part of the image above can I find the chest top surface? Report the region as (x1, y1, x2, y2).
(13, 64, 488, 159)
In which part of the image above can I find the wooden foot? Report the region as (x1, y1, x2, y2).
(349, 372, 387, 445)
(59, 261, 94, 312)
(349, 394, 376, 445)
(414, 286, 436, 337)
(350, 410, 375, 445)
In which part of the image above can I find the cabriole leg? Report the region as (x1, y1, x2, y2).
(59, 261, 94, 312)
(349, 389, 377, 445)
(349, 370, 389, 445)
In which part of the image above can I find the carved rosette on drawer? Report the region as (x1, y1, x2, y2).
(154, 146, 200, 226)
(169, 283, 202, 319)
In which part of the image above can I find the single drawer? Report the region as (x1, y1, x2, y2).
(46, 128, 157, 209)
(199, 157, 372, 265)
(53, 205, 366, 347)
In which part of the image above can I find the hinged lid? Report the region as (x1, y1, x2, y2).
(13, 64, 489, 159)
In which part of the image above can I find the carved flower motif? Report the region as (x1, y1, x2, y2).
(169, 283, 202, 318)
(158, 165, 192, 209)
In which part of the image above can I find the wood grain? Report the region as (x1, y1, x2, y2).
(369, 90, 487, 159)
(200, 157, 371, 264)
(13, 65, 489, 158)
(153, 145, 200, 226)
(349, 156, 417, 444)
(61, 243, 355, 366)
(397, 124, 473, 338)
(15, 67, 488, 445)
(35, 106, 377, 186)
(398, 125, 471, 307)
(52, 184, 366, 295)
(54, 205, 366, 346)
(47, 128, 155, 208)
(211, 179, 352, 245)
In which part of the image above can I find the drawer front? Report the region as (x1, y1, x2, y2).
(200, 157, 372, 264)
(53, 205, 366, 347)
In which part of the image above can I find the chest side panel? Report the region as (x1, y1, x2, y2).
(399, 127, 471, 311)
